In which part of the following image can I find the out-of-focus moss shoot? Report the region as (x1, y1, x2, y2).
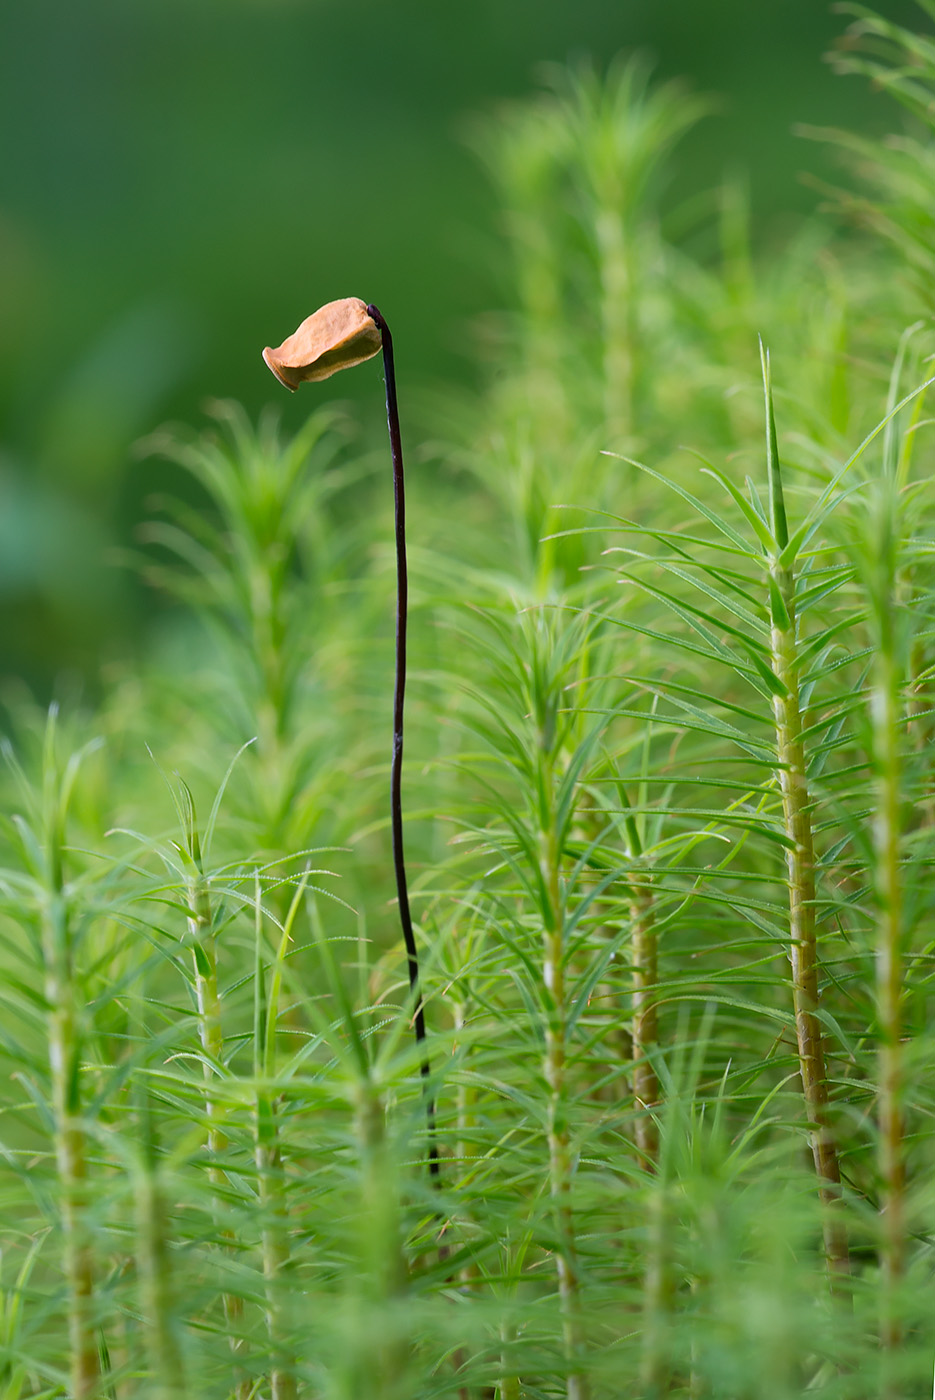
(262, 297, 383, 389)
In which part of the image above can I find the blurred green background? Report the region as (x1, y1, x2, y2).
(0, 0, 919, 693)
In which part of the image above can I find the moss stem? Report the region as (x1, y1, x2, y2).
(256, 1097, 297, 1400)
(187, 867, 250, 1399)
(541, 820, 589, 1400)
(630, 877, 659, 1169)
(873, 631, 905, 1357)
(769, 560, 849, 1278)
(136, 1164, 187, 1400)
(354, 1083, 408, 1398)
(43, 883, 100, 1397)
(762, 345, 847, 1279)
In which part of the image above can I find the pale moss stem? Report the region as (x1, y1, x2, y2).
(353, 1083, 408, 1399)
(639, 1183, 673, 1397)
(630, 878, 659, 1169)
(497, 1314, 519, 1400)
(136, 1165, 187, 1400)
(873, 649, 905, 1357)
(452, 1000, 480, 1399)
(769, 563, 848, 1278)
(594, 953, 633, 1105)
(43, 894, 100, 1400)
(629, 865, 667, 1394)
(187, 875, 250, 1400)
(541, 824, 589, 1400)
(255, 1093, 297, 1400)
(572, 809, 630, 1106)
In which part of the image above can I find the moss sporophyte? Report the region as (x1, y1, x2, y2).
(263, 298, 439, 1179)
(262, 297, 383, 387)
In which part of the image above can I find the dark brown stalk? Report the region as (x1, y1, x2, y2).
(366, 303, 439, 1181)
(263, 299, 438, 1180)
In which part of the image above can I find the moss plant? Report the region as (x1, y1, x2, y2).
(451, 607, 615, 1400)
(7, 720, 105, 1398)
(627, 832, 660, 1169)
(305, 891, 412, 1400)
(540, 798, 589, 1400)
(6, 19, 935, 1396)
(133, 1094, 188, 1400)
(39, 767, 100, 1397)
(760, 345, 848, 1279)
(175, 785, 249, 1398)
(847, 342, 930, 1375)
(534, 632, 596, 1400)
(253, 876, 303, 1400)
(868, 480, 907, 1371)
(138, 400, 356, 864)
(552, 57, 710, 442)
(595, 349, 935, 1296)
(468, 56, 709, 458)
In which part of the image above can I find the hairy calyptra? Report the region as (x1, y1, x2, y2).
(262, 298, 438, 1177)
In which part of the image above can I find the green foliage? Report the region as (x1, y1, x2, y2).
(3, 12, 935, 1398)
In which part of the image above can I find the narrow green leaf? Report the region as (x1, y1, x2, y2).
(741, 642, 788, 699)
(767, 573, 791, 633)
(781, 370, 935, 568)
(603, 453, 757, 554)
(700, 462, 776, 554)
(760, 339, 789, 552)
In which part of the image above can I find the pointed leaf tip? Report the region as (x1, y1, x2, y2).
(760, 339, 788, 553)
(262, 297, 383, 390)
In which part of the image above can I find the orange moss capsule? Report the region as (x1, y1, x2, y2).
(262, 296, 383, 390)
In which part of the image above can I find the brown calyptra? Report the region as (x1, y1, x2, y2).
(262, 297, 383, 389)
